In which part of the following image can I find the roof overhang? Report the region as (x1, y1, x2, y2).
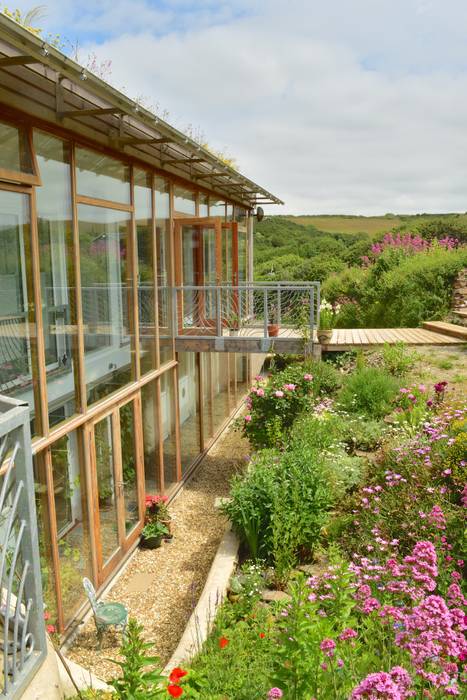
(0, 14, 284, 208)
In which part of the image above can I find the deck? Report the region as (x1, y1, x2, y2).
(175, 325, 466, 353)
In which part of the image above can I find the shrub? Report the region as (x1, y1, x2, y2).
(338, 367, 400, 418)
(380, 342, 418, 376)
(304, 358, 343, 397)
(338, 416, 387, 452)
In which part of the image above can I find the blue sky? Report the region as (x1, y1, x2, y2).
(9, 0, 467, 214)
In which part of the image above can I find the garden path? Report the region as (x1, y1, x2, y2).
(66, 423, 250, 681)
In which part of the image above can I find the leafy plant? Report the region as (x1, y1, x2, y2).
(109, 618, 166, 699)
(380, 342, 418, 376)
(338, 367, 400, 418)
(141, 520, 169, 540)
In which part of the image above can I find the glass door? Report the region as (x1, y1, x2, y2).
(90, 395, 143, 583)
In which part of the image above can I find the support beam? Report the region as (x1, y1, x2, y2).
(164, 157, 205, 165)
(195, 172, 231, 180)
(0, 55, 37, 67)
(61, 107, 126, 118)
(117, 136, 173, 146)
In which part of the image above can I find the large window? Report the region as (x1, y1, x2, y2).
(78, 205, 134, 405)
(142, 380, 162, 493)
(75, 147, 130, 204)
(160, 370, 178, 491)
(134, 168, 157, 374)
(34, 131, 79, 427)
(178, 352, 200, 473)
(174, 184, 195, 215)
(0, 188, 40, 434)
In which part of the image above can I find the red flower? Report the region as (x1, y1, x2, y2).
(169, 668, 187, 683)
(168, 685, 183, 698)
(46, 624, 56, 634)
(259, 632, 265, 639)
(219, 636, 229, 649)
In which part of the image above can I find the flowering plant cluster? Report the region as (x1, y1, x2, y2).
(361, 232, 458, 266)
(237, 368, 315, 449)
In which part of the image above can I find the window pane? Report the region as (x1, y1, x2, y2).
(142, 381, 162, 493)
(51, 430, 92, 625)
(161, 370, 177, 491)
(95, 414, 120, 564)
(238, 231, 248, 283)
(0, 121, 33, 174)
(178, 352, 200, 473)
(199, 194, 208, 217)
(0, 189, 40, 434)
(209, 199, 225, 218)
(34, 131, 79, 427)
(174, 184, 195, 215)
(155, 177, 173, 362)
(212, 353, 230, 433)
(226, 204, 233, 222)
(75, 147, 130, 203)
(120, 401, 140, 535)
(78, 205, 134, 406)
(33, 454, 59, 626)
(134, 169, 157, 374)
(201, 353, 213, 447)
(235, 206, 247, 225)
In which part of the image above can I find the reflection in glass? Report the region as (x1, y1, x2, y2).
(134, 169, 157, 374)
(199, 194, 208, 217)
(173, 184, 195, 215)
(0, 120, 33, 173)
(226, 204, 234, 222)
(95, 415, 119, 565)
(0, 189, 40, 434)
(33, 454, 58, 624)
(238, 230, 248, 283)
(155, 176, 173, 360)
(209, 199, 225, 218)
(160, 370, 178, 491)
(201, 353, 213, 447)
(120, 401, 140, 535)
(35, 131, 79, 427)
(75, 147, 130, 203)
(236, 354, 249, 399)
(212, 353, 230, 433)
(51, 430, 92, 624)
(178, 352, 200, 473)
(78, 205, 133, 405)
(141, 381, 162, 493)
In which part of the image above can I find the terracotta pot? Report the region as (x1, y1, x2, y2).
(267, 324, 280, 337)
(317, 329, 333, 343)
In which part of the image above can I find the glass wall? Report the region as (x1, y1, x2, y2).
(119, 401, 140, 535)
(35, 131, 79, 428)
(174, 184, 196, 215)
(51, 430, 92, 624)
(211, 353, 230, 433)
(94, 413, 119, 566)
(141, 380, 162, 493)
(78, 205, 134, 405)
(201, 352, 213, 448)
(0, 120, 33, 174)
(199, 193, 209, 217)
(75, 147, 130, 203)
(160, 370, 178, 491)
(155, 176, 173, 362)
(134, 168, 157, 374)
(209, 199, 225, 218)
(178, 352, 200, 473)
(0, 188, 40, 434)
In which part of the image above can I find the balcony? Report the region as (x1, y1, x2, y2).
(172, 282, 320, 354)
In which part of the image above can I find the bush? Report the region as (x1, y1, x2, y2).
(380, 342, 418, 376)
(338, 367, 400, 418)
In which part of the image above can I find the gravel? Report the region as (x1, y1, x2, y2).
(67, 423, 249, 681)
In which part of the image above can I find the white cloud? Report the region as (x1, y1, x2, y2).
(14, 0, 467, 213)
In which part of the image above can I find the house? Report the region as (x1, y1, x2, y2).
(0, 12, 292, 642)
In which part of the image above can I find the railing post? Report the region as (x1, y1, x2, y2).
(263, 289, 268, 338)
(277, 285, 281, 326)
(316, 283, 321, 330)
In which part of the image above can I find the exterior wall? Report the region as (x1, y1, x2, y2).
(0, 111, 253, 637)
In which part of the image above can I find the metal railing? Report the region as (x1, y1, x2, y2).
(171, 283, 320, 339)
(0, 395, 46, 698)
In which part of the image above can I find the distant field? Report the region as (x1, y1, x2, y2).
(284, 213, 467, 236)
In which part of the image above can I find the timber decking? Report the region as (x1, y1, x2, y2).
(174, 326, 465, 353)
(422, 321, 467, 341)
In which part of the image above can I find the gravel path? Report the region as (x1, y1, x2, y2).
(67, 422, 249, 681)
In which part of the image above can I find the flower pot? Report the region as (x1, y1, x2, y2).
(267, 324, 280, 337)
(140, 534, 163, 549)
(317, 329, 333, 344)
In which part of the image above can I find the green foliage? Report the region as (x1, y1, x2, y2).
(380, 342, 418, 376)
(338, 367, 401, 418)
(109, 618, 165, 699)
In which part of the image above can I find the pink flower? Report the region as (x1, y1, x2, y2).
(351, 667, 412, 699)
(256, 388, 265, 397)
(274, 390, 284, 398)
(320, 638, 336, 657)
(303, 374, 313, 381)
(339, 627, 358, 641)
(268, 689, 283, 699)
(283, 383, 296, 391)
(244, 415, 252, 422)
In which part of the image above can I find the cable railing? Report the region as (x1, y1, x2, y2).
(171, 283, 320, 339)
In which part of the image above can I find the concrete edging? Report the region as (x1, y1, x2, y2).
(163, 525, 240, 673)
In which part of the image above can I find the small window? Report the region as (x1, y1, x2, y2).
(75, 146, 130, 204)
(174, 184, 196, 215)
(0, 120, 40, 185)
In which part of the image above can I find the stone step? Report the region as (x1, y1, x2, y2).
(423, 321, 467, 340)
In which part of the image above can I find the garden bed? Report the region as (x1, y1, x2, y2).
(66, 423, 250, 681)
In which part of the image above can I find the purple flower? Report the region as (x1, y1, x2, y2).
(267, 688, 283, 699)
(320, 638, 336, 657)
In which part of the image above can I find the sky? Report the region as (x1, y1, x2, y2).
(11, 0, 467, 214)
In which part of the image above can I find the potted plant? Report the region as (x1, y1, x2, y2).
(226, 312, 241, 336)
(145, 494, 173, 537)
(140, 520, 169, 549)
(267, 304, 280, 337)
(317, 299, 339, 343)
